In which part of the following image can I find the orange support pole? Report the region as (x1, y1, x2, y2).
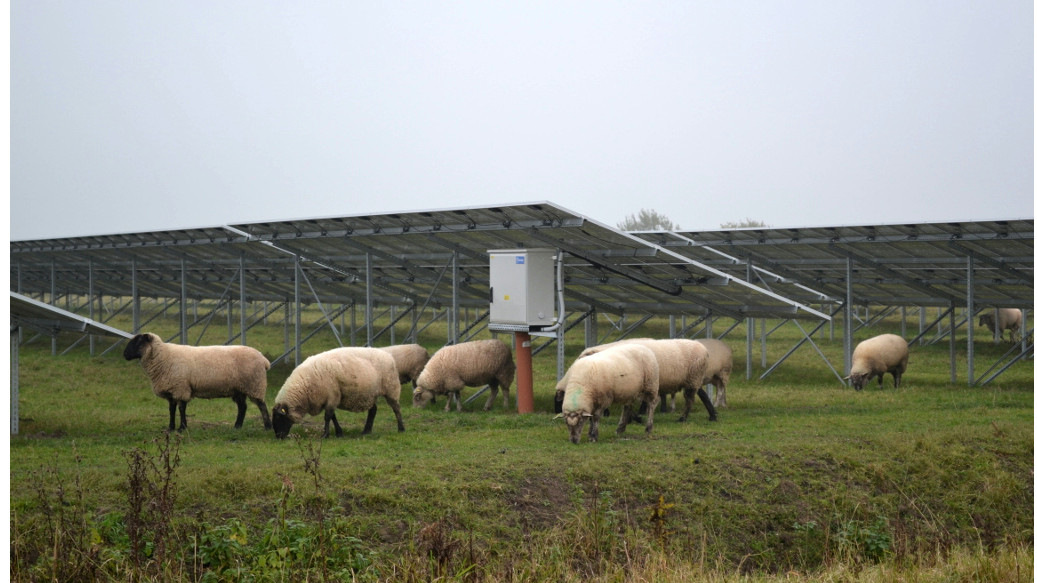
(515, 331, 534, 413)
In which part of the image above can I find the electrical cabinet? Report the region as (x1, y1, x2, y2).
(488, 248, 556, 329)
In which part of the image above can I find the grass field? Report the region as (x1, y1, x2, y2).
(9, 305, 1034, 581)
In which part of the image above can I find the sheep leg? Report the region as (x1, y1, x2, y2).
(384, 396, 405, 432)
(678, 388, 694, 422)
(697, 388, 718, 422)
(323, 410, 344, 438)
(616, 405, 633, 435)
(876, 373, 885, 389)
(252, 397, 272, 429)
(716, 382, 727, 408)
(483, 383, 498, 411)
(361, 405, 377, 435)
(176, 400, 188, 432)
(166, 398, 178, 432)
(588, 414, 600, 443)
(643, 393, 659, 434)
(232, 394, 248, 429)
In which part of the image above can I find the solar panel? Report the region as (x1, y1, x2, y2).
(11, 202, 835, 321)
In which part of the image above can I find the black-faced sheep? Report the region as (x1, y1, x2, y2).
(379, 344, 431, 390)
(412, 339, 515, 412)
(123, 332, 272, 431)
(847, 334, 909, 391)
(554, 338, 717, 422)
(978, 308, 1023, 343)
(696, 339, 733, 408)
(271, 347, 405, 439)
(557, 343, 661, 444)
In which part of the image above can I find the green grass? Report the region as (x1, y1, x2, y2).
(9, 306, 1034, 581)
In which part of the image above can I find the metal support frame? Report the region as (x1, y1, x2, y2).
(760, 303, 847, 384)
(843, 257, 853, 377)
(131, 258, 140, 333)
(240, 252, 247, 345)
(179, 257, 188, 345)
(967, 255, 975, 385)
(950, 304, 957, 384)
(294, 254, 302, 367)
(11, 326, 20, 435)
(50, 262, 57, 356)
(451, 251, 460, 345)
(88, 259, 95, 356)
(366, 253, 374, 347)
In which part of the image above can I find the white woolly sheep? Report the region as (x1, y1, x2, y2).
(123, 332, 271, 431)
(556, 343, 661, 444)
(412, 339, 516, 412)
(271, 346, 405, 439)
(978, 308, 1023, 343)
(554, 338, 717, 422)
(695, 339, 733, 408)
(847, 334, 909, 391)
(379, 344, 431, 390)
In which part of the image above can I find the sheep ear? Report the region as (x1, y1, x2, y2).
(552, 413, 563, 420)
(581, 413, 593, 418)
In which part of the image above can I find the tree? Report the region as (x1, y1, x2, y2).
(617, 209, 680, 231)
(719, 218, 769, 229)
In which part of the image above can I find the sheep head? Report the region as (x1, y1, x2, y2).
(848, 372, 869, 391)
(272, 404, 295, 439)
(123, 333, 156, 361)
(412, 387, 433, 408)
(561, 411, 593, 444)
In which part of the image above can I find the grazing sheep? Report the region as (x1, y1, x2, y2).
(978, 308, 1023, 343)
(271, 347, 405, 439)
(554, 338, 717, 422)
(557, 343, 661, 444)
(379, 344, 431, 390)
(412, 339, 515, 412)
(847, 334, 909, 391)
(696, 339, 733, 408)
(123, 333, 271, 431)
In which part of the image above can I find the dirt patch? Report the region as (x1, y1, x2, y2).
(508, 473, 571, 532)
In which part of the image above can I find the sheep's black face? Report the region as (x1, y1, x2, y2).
(849, 373, 867, 391)
(123, 333, 151, 360)
(272, 407, 294, 439)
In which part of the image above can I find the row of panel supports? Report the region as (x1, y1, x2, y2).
(14, 251, 1032, 389)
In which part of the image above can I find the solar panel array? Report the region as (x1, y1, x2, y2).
(11, 202, 834, 323)
(10, 204, 1033, 337)
(637, 220, 1033, 310)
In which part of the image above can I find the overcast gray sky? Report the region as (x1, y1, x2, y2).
(10, 1, 1034, 241)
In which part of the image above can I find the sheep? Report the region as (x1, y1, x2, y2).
(978, 308, 1023, 343)
(554, 338, 717, 422)
(271, 346, 405, 439)
(847, 334, 909, 391)
(556, 343, 661, 444)
(695, 339, 733, 408)
(379, 344, 431, 390)
(123, 332, 271, 431)
(412, 339, 516, 412)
